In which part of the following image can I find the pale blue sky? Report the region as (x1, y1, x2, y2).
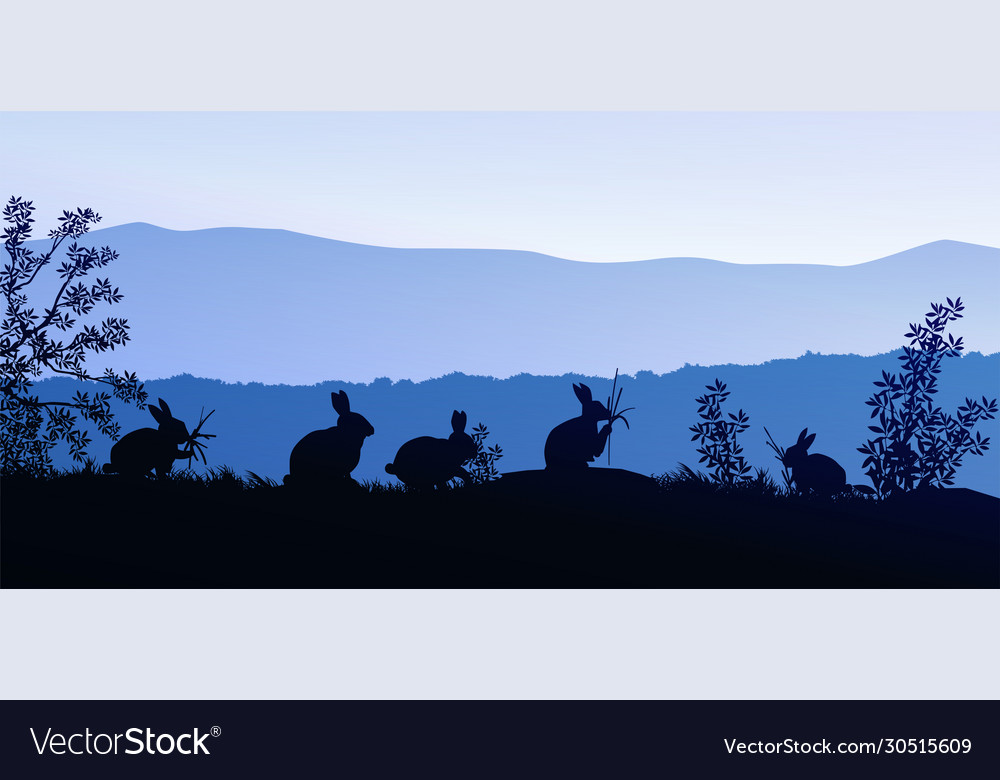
(2, 111, 997, 264)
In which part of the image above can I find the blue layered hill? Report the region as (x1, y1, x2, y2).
(33, 351, 1000, 496)
(26, 224, 1000, 385)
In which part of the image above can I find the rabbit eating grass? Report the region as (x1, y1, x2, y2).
(102, 398, 200, 478)
(544, 383, 613, 470)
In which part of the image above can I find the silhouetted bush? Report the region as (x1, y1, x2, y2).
(688, 378, 753, 486)
(466, 421, 503, 483)
(1, 198, 146, 475)
(858, 298, 997, 497)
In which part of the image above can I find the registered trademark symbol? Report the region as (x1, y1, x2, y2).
(211, 726, 222, 738)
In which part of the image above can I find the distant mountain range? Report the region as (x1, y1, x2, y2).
(32, 352, 1000, 496)
(25, 224, 1000, 385)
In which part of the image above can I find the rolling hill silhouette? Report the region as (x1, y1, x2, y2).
(32, 352, 1000, 496)
(26, 224, 1000, 385)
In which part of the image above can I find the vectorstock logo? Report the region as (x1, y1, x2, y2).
(29, 726, 221, 756)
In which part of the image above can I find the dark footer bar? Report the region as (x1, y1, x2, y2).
(1, 700, 997, 778)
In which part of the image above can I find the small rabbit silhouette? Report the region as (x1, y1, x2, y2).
(544, 383, 613, 469)
(385, 410, 478, 489)
(781, 428, 847, 495)
(285, 391, 374, 485)
(102, 398, 196, 477)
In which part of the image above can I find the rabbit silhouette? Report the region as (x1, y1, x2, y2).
(544, 383, 613, 470)
(385, 410, 478, 489)
(102, 398, 196, 477)
(285, 391, 374, 485)
(782, 428, 848, 495)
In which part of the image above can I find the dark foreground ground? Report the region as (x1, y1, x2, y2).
(2, 468, 997, 587)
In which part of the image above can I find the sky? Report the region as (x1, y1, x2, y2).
(2, 111, 998, 265)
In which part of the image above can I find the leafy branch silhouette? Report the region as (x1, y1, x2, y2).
(689, 378, 753, 486)
(858, 298, 996, 497)
(1, 197, 148, 474)
(466, 421, 503, 484)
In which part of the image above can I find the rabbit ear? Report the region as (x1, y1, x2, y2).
(157, 398, 172, 418)
(148, 402, 166, 424)
(451, 410, 467, 433)
(803, 432, 816, 449)
(573, 384, 592, 404)
(331, 391, 350, 416)
(797, 428, 809, 444)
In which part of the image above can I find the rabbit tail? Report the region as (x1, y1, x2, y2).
(385, 463, 396, 475)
